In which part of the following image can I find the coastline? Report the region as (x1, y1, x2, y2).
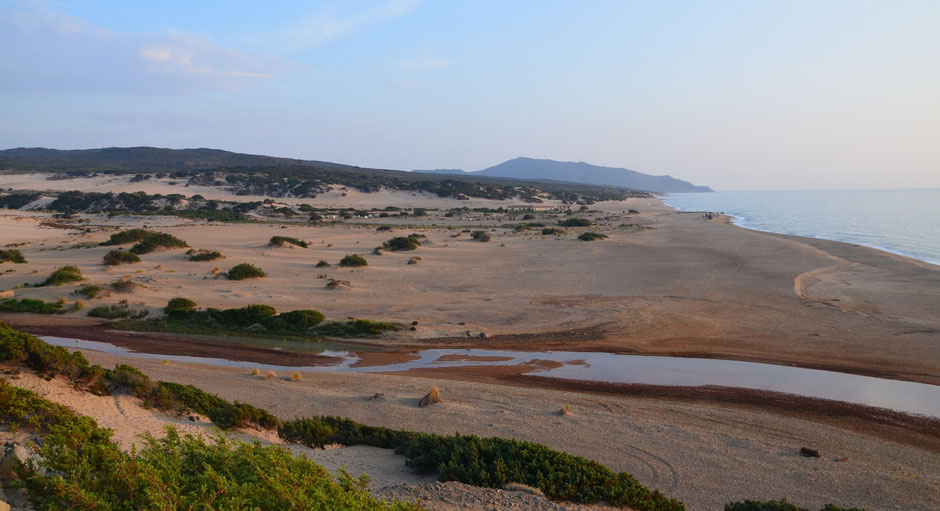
(661, 191, 940, 268)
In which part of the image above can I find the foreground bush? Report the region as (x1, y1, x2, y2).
(339, 254, 368, 267)
(0, 249, 26, 264)
(0, 298, 62, 314)
(38, 265, 83, 286)
(0, 321, 106, 393)
(279, 416, 684, 511)
(102, 249, 141, 266)
(228, 263, 267, 280)
(270, 235, 309, 248)
(129, 232, 189, 254)
(1, 383, 422, 511)
(558, 218, 592, 227)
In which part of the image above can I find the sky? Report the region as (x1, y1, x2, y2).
(1, 0, 938, 191)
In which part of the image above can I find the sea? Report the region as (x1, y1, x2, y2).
(662, 189, 940, 266)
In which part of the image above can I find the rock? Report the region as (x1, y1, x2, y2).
(0, 444, 30, 479)
(800, 447, 821, 457)
(419, 387, 443, 407)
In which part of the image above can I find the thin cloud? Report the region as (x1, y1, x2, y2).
(0, 1, 289, 94)
(396, 56, 452, 71)
(261, 0, 420, 53)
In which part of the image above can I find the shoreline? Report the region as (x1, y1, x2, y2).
(661, 192, 940, 268)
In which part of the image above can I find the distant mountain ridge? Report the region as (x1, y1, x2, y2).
(417, 157, 711, 193)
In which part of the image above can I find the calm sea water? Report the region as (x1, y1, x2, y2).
(663, 190, 940, 266)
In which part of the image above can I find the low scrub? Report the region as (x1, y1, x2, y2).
(187, 249, 223, 261)
(383, 236, 421, 251)
(0, 249, 26, 264)
(129, 232, 189, 254)
(74, 284, 109, 299)
(38, 265, 83, 286)
(541, 227, 565, 235)
(269, 236, 309, 248)
(339, 254, 368, 267)
(278, 416, 684, 511)
(470, 230, 491, 242)
(0, 298, 62, 314)
(111, 277, 139, 293)
(0, 321, 106, 393)
(0, 383, 420, 510)
(558, 218, 592, 227)
(165, 297, 197, 317)
(88, 303, 147, 320)
(578, 232, 608, 241)
(227, 263, 267, 280)
(102, 249, 141, 266)
(101, 228, 155, 246)
(127, 302, 326, 338)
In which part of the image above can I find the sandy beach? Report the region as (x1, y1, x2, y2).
(2, 174, 940, 510)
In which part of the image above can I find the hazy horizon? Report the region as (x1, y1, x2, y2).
(2, 0, 938, 191)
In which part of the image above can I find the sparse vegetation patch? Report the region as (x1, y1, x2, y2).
(0, 249, 27, 264)
(269, 235, 309, 248)
(578, 232, 608, 241)
(102, 249, 141, 266)
(339, 254, 368, 267)
(227, 263, 267, 280)
(38, 265, 83, 286)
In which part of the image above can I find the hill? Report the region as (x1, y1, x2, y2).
(417, 157, 711, 193)
(0, 147, 649, 204)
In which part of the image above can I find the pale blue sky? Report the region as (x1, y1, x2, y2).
(1, 0, 938, 190)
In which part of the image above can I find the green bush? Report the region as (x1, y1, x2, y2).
(314, 319, 400, 337)
(87, 304, 132, 319)
(129, 232, 189, 254)
(0, 298, 62, 314)
(227, 263, 267, 280)
(38, 265, 84, 286)
(339, 254, 368, 267)
(273, 309, 326, 329)
(316, 260, 330, 267)
(165, 297, 197, 317)
(279, 416, 684, 511)
(101, 228, 155, 246)
(75, 284, 107, 299)
(187, 249, 222, 261)
(102, 249, 141, 266)
(1, 384, 421, 511)
(270, 236, 309, 248)
(541, 227, 565, 235)
(0, 321, 106, 394)
(383, 236, 421, 251)
(0, 249, 27, 264)
(578, 232, 608, 241)
(558, 218, 592, 227)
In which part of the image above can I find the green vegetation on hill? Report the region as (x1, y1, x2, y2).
(558, 218, 592, 227)
(578, 232, 608, 241)
(120, 300, 327, 339)
(129, 232, 189, 254)
(37, 265, 83, 286)
(102, 249, 141, 265)
(269, 235, 309, 248)
(383, 235, 422, 251)
(187, 248, 223, 261)
(339, 254, 368, 267)
(0, 249, 27, 264)
(279, 416, 683, 511)
(725, 500, 865, 511)
(101, 228, 155, 245)
(0, 298, 62, 314)
(227, 262, 266, 280)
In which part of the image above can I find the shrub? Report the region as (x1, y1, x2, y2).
(0, 322, 106, 393)
(129, 233, 188, 254)
(269, 236, 309, 248)
(470, 231, 491, 242)
(75, 284, 108, 299)
(578, 232, 608, 241)
(558, 218, 592, 227)
(0, 249, 26, 264)
(278, 416, 684, 511)
(39, 265, 83, 286)
(102, 249, 141, 266)
(188, 249, 222, 261)
(541, 227, 565, 235)
(628, 209, 640, 214)
(227, 263, 266, 280)
(339, 254, 368, 267)
(208, 304, 278, 327)
(0, 298, 62, 314)
(316, 260, 330, 267)
(315, 319, 400, 337)
(71, 300, 86, 312)
(101, 228, 155, 246)
(383, 236, 421, 251)
(165, 297, 197, 317)
(376, 225, 393, 232)
(111, 277, 139, 293)
(88, 304, 132, 319)
(275, 309, 325, 329)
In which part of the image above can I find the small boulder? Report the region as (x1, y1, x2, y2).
(419, 386, 443, 407)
